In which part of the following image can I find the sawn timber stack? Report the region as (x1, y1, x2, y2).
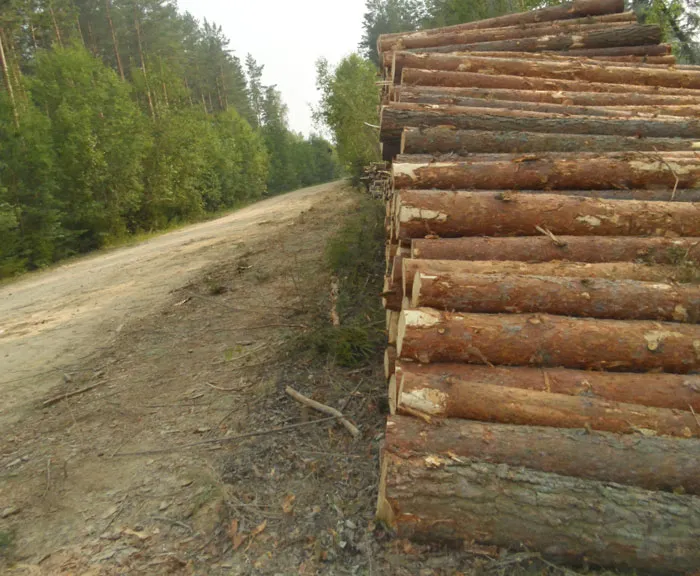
(373, 0, 700, 572)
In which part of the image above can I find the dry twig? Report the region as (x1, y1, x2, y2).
(42, 381, 107, 407)
(285, 387, 360, 438)
(535, 225, 567, 248)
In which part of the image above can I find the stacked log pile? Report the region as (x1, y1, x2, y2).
(375, 0, 700, 572)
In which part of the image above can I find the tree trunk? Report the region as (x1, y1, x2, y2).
(397, 309, 700, 372)
(48, 2, 63, 48)
(396, 86, 700, 110)
(394, 52, 700, 89)
(401, 127, 700, 154)
(401, 259, 683, 298)
(404, 25, 660, 58)
(377, 452, 700, 573)
(380, 13, 635, 55)
(393, 360, 700, 411)
(383, 277, 402, 312)
(105, 0, 125, 82)
(411, 236, 700, 264)
(381, 104, 700, 141)
(394, 190, 700, 238)
(401, 68, 700, 96)
(386, 415, 700, 493)
(134, 6, 155, 119)
(562, 42, 672, 56)
(411, 271, 700, 322)
(395, 375, 699, 437)
(468, 46, 675, 60)
(385, 346, 397, 379)
(0, 28, 18, 129)
(392, 152, 700, 190)
(378, 0, 625, 52)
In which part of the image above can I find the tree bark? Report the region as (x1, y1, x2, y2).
(412, 271, 700, 322)
(402, 259, 681, 297)
(401, 68, 700, 96)
(386, 415, 700, 492)
(392, 152, 700, 190)
(378, 0, 625, 52)
(468, 46, 675, 61)
(393, 360, 700, 411)
(411, 236, 700, 265)
(397, 309, 700, 372)
(394, 190, 700, 238)
(377, 452, 700, 573)
(385, 346, 397, 380)
(383, 276, 402, 312)
(396, 86, 700, 109)
(401, 127, 700, 154)
(562, 42, 672, 56)
(381, 104, 700, 141)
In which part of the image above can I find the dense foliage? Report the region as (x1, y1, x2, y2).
(0, 0, 339, 277)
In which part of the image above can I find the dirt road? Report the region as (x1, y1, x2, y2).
(0, 182, 335, 428)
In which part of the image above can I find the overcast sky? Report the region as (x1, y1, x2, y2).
(176, 0, 368, 136)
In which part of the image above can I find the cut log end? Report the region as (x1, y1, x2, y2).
(376, 454, 394, 528)
(385, 346, 397, 380)
(388, 374, 397, 415)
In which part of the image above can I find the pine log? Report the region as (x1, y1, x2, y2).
(411, 236, 700, 265)
(401, 68, 700, 96)
(402, 259, 682, 297)
(469, 46, 675, 60)
(396, 375, 699, 438)
(394, 53, 700, 89)
(377, 452, 700, 573)
(394, 190, 700, 238)
(562, 42, 672, 57)
(401, 127, 700, 154)
(413, 271, 700, 321)
(383, 276, 402, 312)
(377, 0, 625, 52)
(386, 415, 700, 494)
(381, 105, 699, 141)
(397, 309, 700, 372)
(388, 310, 400, 344)
(393, 360, 700, 411)
(392, 152, 700, 190)
(385, 346, 397, 380)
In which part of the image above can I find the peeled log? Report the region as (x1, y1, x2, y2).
(378, 0, 625, 52)
(393, 360, 700, 411)
(402, 259, 681, 297)
(381, 104, 700, 141)
(386, 416, 700, 493)
(378, 452, 700, 573)
(401, 127, 700, 154)
(411, 236, 700, 264)
(397, 309, 700, 372)
(402, 69, 700, 96)
(394, 53, 700, 89)
(392, 153, 700, 190)
(394, 190, 700, 238)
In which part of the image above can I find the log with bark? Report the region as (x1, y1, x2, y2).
(469, 45, 675, 60)
(377, 451, 700, 573)
(377, 0, 625, 52)
(383, 276, 402, 312)
(394, 190, 700, 238)
(388, 310, 400, 345)
(397, 309, 700, 372)
(401, 127, 700, 154)
(392, 152, 700, 190)
(386, 415, 700, 492)
(393, 360, 700, 411)
(411, 271, 700, 322)
(411, 236, 700, 264)
(393, 52, 700, 89)
(401, 68, 700, 96)
(381, 104, 700, 141)
(402, 259, 681, 297)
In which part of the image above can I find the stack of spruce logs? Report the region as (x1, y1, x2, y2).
(376, 0, 700, 573)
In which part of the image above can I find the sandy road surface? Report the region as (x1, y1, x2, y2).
(0, 182, 338, 427)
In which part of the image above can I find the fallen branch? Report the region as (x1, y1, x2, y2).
(149, 516, 193, 533)
(42, 381, 107, 407)
(285, 386, 360, 438)
(206, 380, 259, 393)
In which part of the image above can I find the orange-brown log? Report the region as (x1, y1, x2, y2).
(394, 53, 700, 89)
(377, 0, 625, 52)
(400, 127, 700, 154)
(397, 309, 700, 372)
(395, 374, 699, 438)
(385, 346, 397, 380)
(411, 236, 700, 264)
(395, 85, 700, 107)
(383, 276, 402, 311)
(393, 360, 700, 411)
(412, 271, 700, 322)
(557, 42, 672, 57)
(386, 415, 700, 495)
(401, 259, 683, 299)
(392, 152, 700, 190)
(394, 190, 700, 238)
(469, 47, 675, 61)
(377, 451, 700, 572)
(401, 68, 700, 96)
(380, 105, 699, 141)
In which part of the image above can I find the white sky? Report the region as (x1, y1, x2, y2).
(176, 0, 368, 136)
